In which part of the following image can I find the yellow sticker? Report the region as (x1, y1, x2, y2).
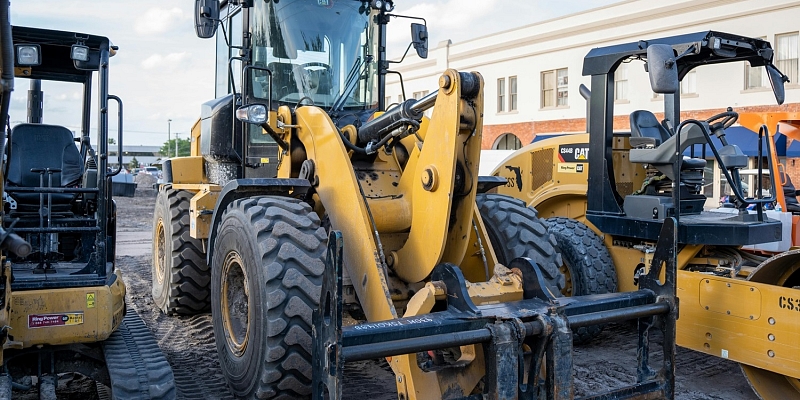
(557, 163, 585, 174)
(86, 292, 96, 308)
(260, 158, 270, 163)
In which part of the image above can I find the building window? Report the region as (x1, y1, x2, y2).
(777, 32, 798, 85)
(397, 95, 403, 103)
(615, 64, 628, 101)
(681, 70, 697, 95)
(509, 76, 518, 111)
(497, 78, 506, 112)
(745, 37, 768, 90)
(493, 133, 522, 150)
(412, 90, 429, 100)
(385, 96, 392, 107)
(541, 68, 568, 108)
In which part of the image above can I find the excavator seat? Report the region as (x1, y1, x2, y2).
(6, 123, 83, 209)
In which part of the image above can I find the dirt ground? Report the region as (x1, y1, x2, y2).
(114, 186, 759, 400)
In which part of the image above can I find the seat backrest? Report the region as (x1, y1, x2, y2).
(630, 110, 671, 144)
(7, 123, 83, 188)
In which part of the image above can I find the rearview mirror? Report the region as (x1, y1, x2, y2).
(647, 44, 679, 94)
(195, 0, 219, 39)
(411, 23, 428, 59)
(767, 64, 787, 105)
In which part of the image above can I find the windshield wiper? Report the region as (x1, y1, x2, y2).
(330, 55, 372, 116)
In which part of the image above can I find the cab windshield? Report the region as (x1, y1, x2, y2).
(250, 0, 378, 110)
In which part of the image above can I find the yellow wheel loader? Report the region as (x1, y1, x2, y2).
(154, 1, 683, 398)
(0, 8, 175, 398)
(492, 32, 800, 399)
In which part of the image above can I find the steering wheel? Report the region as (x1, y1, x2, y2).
(293, 62, 333, 96)
(705, 108, 739, 132)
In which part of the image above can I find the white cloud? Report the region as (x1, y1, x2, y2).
(134, 7, 186, 35)
(141, 52, 190, 70)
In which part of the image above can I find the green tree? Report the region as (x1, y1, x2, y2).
(160, 138, 191, 158)
(108, 137, 115, 145)
(128, 156, 139, 171)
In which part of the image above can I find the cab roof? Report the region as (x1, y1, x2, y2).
(12, 25, 112, 83)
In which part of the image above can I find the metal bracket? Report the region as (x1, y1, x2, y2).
(312, 230, 344, 400)
(431, 263, 481, 315)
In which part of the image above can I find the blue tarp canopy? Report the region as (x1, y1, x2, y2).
(685, 126, 800, 158)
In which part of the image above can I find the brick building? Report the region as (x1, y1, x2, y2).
(386, 0, 800, 205)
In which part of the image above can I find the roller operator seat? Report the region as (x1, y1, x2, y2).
(629, 110, 707, 181)
(6, 123, 83, 207)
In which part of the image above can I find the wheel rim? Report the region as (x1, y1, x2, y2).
(154, 218, 167, 285)
(221, 251, 250, 357)
(740, 250, 800, 399)
(559, 263, 574, 296)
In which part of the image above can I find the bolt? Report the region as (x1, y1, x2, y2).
(705, 279, 710, 283)
(726, 311, 731, 315)
(439, 75, 452, 90)
(727, 283, 731, 287)
(768, 334, 775, 341)
(397, 376, 402, 383)
(768, 350, 775, 358)
(703, 343, 710, 350)
(706, 333, 712, 340)
(705, 306, 709, 310)
(769, 317, 776, 325)
(750, 287, 754, 291)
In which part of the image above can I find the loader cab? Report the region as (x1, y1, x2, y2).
(582, 31, 787, 245)
(194, 0, 425, 182)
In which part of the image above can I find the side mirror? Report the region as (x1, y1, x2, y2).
(195, 0, 219, 39)
(647, 44, 679, 94)
(243, 65, 272, 105)
(411, 23, 428, 59)
(767, 64, 787, 105)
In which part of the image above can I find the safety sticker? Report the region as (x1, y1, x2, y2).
(86, 292, 96, 308)
(28, 313, 84, 328)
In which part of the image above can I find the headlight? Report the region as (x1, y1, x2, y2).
(15, 45, 40, 66)
(236, 104, 268, 125)
(71, 44, 90, 62)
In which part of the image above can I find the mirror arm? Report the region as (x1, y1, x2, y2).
(261, 122, 288, 151)
(387, 42, 414, 66)
(386, 13, 426, 25)
(385, 70, 407, 104)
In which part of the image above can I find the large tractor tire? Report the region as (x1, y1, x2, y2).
(476, 194, 566, 294)
(152, 187, 210, 315)
(545, 217, 617, 344)
(211, 196, 325, 399)
(740, 250, 800, 400)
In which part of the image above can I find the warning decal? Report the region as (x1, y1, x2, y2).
(28, 313, 84, 329)
(86, 292, 96, 308)
(557, 144, 590, 162)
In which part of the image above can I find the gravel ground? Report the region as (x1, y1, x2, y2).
(113, 187, 759, 400)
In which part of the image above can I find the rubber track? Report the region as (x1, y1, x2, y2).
(163, 188, 210, 314)
(102, 309, 176, 400)
(476, 193, 565, 292)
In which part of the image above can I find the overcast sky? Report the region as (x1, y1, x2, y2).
(10, 0, 618, 146)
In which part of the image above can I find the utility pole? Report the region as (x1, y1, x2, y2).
(175, 132, 179, 157)
(167, 119, 172, 159)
